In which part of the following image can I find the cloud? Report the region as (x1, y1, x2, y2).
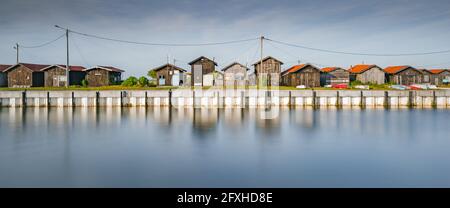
(1, 0, 450, 77)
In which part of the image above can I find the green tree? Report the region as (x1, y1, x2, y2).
(137, 76, 149, 87)
(121, 76, 138, 86)
(147, 70, 157, 80)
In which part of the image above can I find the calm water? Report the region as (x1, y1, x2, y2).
(0, 107, 449, 187)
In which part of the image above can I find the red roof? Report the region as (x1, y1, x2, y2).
(99, 66, 124, 72)
(321, 67, 341, 73)
(85, 66, 124, 72)
(23, 63, 51, 71)
(3, 63, 50, 72)
(56, 65, 86, 71)
(428, 69, 447, 74)
(384, 65, 414, 74)
(348, 64, 376, 73)
(281, 64, 320, 75)
(0, 64, 12, 72)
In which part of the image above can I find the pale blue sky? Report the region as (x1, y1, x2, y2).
(1, 0, 450, 77)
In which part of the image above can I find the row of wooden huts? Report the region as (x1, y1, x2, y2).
(281, 63, 450, 87)
(0, 63, 124, 87)
(150, 56, 450, 87)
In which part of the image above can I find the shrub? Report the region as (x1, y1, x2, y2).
(350, 80, 363, 87)
(81, 79, 88, 87)
(121, 76, 138, 86)
(137, 76, 149, 87)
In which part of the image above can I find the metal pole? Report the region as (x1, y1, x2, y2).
(15, 43, 19, 64)
(66, 29, 69, 87)
(259, 36, 264, 89)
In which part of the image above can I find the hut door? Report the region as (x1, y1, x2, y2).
(172, 71, 180, 86)
(159, 75, 165, 85)
(193, 65, 202, 86)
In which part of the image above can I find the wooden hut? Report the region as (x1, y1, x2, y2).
(41, 65, 86, 87)
(253, 56, 283, 86)
(348, 64, 385, 84)
(84, 66, 124, 87)
(188, 56, 217, 86)
(0, 64, 12, 87)
(221, 62, 250, 86)
(384, 65, 424, 85)
(3, 63, 49, 88)
(281, 64, 321, 87)
(417, 69, 433, 84)
(151, 64, 186, 86)
(428, 69, 450, 85)
(320, 67, 350, 86)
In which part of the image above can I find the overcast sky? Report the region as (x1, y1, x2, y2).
(1, 0, 450, 77)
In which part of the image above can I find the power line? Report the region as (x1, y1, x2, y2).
(67, 28, 258, 46)
(266, 38, 450, 56)
(266, 40, 328, 67)
(71, 35, 90, 67)
(20, 33, 65, 48)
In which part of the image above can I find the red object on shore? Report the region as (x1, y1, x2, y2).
(332, 83, 348, 89)
(408, 85, 421, 90)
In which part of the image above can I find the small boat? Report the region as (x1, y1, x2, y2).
(332, 83, 348, 89)
(390, 85, 408, 90)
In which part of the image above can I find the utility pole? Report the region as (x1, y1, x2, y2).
(55, 25, 70, 87)
(65, 28, 69, 87)
(13, 43, 19, 64)
(259, 36, 264, 89)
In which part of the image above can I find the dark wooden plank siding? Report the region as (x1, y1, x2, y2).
(254, 58, 282, 86)
(190, 59, 216, 86)
(7, 65, 33, 87)
(387, 68, 423, 85)
(86, 69, 110, 87)
(320, 69, 349, 85)
(0, 73, 7, 87)
(283, 67, 320, 87)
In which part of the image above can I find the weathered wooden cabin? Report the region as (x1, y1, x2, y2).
(253, 56, 283, 86)
(151, 64, 186, 86)
(417, 69, 432, 84)
(84, 66, 124, 87)
(3, 63, 49, 88)
(428, 69, 450, 85)
(221, 62, 250, 86)
(320, 67, 350, 86)
(203, 71, 223, 86)
(0, 64, 12, 87)
(348, 64, 385, 84)
(188, 56, 217, 86)
(41, 65, 86, 87)
(281, 64, 321, 88)
(384, 65, 424, 85)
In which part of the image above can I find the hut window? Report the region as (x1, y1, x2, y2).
(95, 73, 101, 76)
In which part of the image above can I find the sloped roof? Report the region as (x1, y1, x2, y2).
(0, 64, 12, 72)
(40, 64, 86, 72)
(221, 62, 250, 71)
(281, 64, 319, 76)
(428, 69, 448, 74)
(84, 66, 124, 72)
(321, 67, 345, 73)
(384, 65, 417, 74)
(3, 63, 50, 72)
(151, 63, 186, 72)
(188, 56, 218, 66)
(348, 64, 378, 73)
(252, 56, 283, 66)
